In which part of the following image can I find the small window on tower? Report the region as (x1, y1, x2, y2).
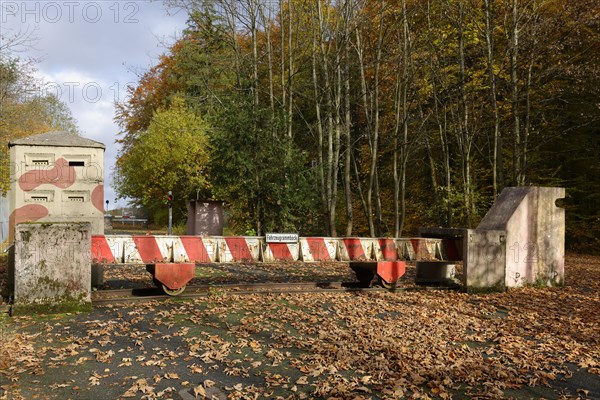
(31, 196, 48, 202)
(68, 161, 85, 167)
(32, 159, 49, 166)
(68, 196, 85, 202)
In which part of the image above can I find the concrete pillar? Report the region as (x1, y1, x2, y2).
(12, 222, 92, 314)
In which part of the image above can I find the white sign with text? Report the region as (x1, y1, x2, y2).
(265, 233, 299, 243)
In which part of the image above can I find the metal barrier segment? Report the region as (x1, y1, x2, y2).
(92, 235, 454, 264)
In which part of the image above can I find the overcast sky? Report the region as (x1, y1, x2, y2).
(1, 0, 189, 209)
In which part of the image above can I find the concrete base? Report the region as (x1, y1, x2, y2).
(13, 222, 92, 313)
(415, 261, 456, 285)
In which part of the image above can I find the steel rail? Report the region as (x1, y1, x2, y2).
(91, 282, 457, 306)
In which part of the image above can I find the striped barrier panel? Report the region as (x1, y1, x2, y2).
(92, 235, 125, 263)
(92, 235, 452, 264)
(262, 240, 300, 262)
(299, 237, 338, 262)
(92, 235, 218, 264)
(124, 235, 172, 264)
(218, 236, 262, 263)
(375, 238, 399, 261)
(397, 238, 441, 261)
(92, 235, 178, 264)
(173, 236, 218, 263)
(338, 238, 376, 261)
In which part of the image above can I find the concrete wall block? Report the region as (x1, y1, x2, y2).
(415, 261, 456, 285)
(463, 229, 506, 289)
(13, 222, 92, 309)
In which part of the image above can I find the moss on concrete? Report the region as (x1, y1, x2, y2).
(464, 284, 506, 294)
(11, 300, 92, 316)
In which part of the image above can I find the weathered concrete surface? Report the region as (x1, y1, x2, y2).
(478, 187, 565, 287)
(13, 222, 91, 313)
(415, 261, 456, 285)
(463, 229, 506, 289)
(8, 131, 105, 242)
(418, 228, 507, 289)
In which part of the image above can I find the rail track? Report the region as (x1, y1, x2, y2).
(91, 281, 456, 306)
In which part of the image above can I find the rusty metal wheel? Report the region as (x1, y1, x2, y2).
(378, 276, 397, 290)
(162, 284, 186, 296)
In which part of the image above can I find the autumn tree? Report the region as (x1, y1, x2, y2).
(113, 97, 210, 224)
(0, 58, 78, 194)
(116, 0, 599, 250)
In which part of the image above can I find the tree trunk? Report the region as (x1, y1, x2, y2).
(250, 0, 259, 106)
(311, 6, 329, 234)
(287, 0, 294, 138)
(399, 0, 410, 237)
(456, 0, 472, 227)
(343, 0, 353, 236)
(259, 3, 275, 124)
(366, 0, 385, 237)
(393, 75, 401, 237)
(484, 0, 503, 196)
(317, 0, 338, 236)
(426, 0, 452, 226)
(280, 0, 286, 130)
(511, 0, 521, 185)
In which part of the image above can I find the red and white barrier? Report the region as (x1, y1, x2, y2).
(338, 238, 376, 261)
(173, 236, 218, 263)
(397, 238, 441, 261)
(120, 236, 171, 264)
(92, 235, 123, 263)
(218, 236, 261, 262)
(374, 238, 399, 261)
(263, 241, 300, 262)
(92, 235, 456, 264)
(299, 237, 338, 261)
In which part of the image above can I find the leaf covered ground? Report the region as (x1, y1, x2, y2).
(1, 254, 599, 399)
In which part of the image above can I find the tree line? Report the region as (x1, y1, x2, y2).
(114, 0, 599, 251)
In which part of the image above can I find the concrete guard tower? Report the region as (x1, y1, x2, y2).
(6, 131, 105, 312)
(8, 130, 105, 241)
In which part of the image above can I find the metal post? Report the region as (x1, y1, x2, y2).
(168, 191, 173, 235)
